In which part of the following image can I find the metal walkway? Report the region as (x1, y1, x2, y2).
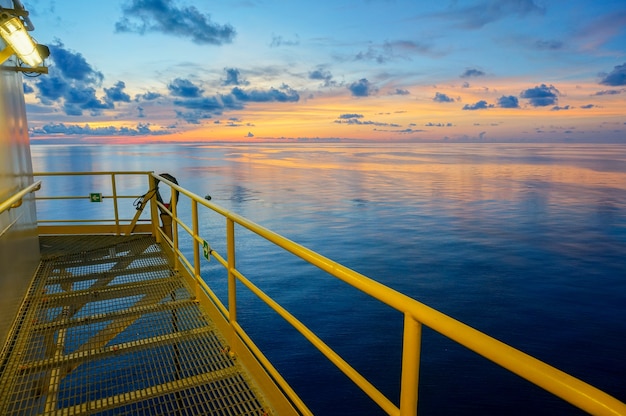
(0, 235, 271, 416)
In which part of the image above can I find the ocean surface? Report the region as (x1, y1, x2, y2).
(31, 143, 626, 415)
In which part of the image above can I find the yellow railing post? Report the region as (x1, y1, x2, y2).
(110, 174, 120, 235)
(399, 314, 422, 416)
(171, 185, 179, 271)
(192, 199, 201, 299)
(148, 174, 160, 242)
(227, 218, 237, 332)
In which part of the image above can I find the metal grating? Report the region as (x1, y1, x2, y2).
(0, 235, 272, 415)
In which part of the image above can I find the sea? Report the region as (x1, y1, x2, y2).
(31, 142, 626, 415)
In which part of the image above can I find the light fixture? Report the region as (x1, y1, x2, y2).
(0, 7, 47, 70)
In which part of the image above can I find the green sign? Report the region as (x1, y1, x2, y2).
(203, 240, 211, 261)
(90, 193, 102, 202)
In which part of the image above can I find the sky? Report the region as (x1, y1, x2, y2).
(15, 0, 626, 143)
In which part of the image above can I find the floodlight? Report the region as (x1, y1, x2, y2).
(0, 10, 43, 67)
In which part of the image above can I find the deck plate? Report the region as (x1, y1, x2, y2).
(0, 235, 271, 415)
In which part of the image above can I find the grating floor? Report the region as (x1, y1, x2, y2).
(0, 235, 272, 415)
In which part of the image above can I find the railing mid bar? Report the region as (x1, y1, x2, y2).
(38, 219, 150, 224)
(34, 171, 154, 176)
(35, 195, 138, 200)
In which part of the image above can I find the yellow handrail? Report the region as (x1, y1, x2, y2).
(33, 171, 155, 235)
(34, 171, 154, 176)
(32, 171, 626, 415)
(152, 173, 626, 416)
(0, 180, 41, 215)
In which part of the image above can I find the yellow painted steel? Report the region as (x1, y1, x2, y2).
(399, 315, 421, 416)
(32, 171, 626, 416)
(110, 173, 120, 234)
(226, 218, 238, 352)
(0, 180, 40, 214)
(152, 172, 626, 416)
(34, 171, 154, 176)
(33, 171, 154, 236)
(231, 266, 399, 415)
(192, 200, 201, 300)
(148, 174, 161, 242)
(171, 188, 180, 271)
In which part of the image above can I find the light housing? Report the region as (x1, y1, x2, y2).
(0, 10, 44, 67)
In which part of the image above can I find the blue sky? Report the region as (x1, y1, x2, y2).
(18, 0, 626, 142)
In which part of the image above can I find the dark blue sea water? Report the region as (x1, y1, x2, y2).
(31, 143, 626, 415)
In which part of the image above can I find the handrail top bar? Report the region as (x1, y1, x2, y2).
(34, 171, 154, 176)
(0, 180, 42, 215)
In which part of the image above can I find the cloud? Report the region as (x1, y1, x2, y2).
(599, 63, 626, 86)
(168, 78, 204, 98)
(534, 39, 564, 50)
(231, 84, 300, 102)
(47, 42, 103, 84)
(338, 113, 363, 119)
(170, 82, 299, 123)
(425, 122, 453, 127)
(462, 100, 494, 110)
(460, 68, 485, 78)
(580, 104, 596, 109)
(173, 96, 228, 112)
(575, 11, 626, 51)
(497, 95, 519, 108)
(104, 81, 131, 103)
(355, 45, 386, 63)
(29, 41, 305, 129)
(175, 110, 213, 124)
(222, 68, 248, 86)
(35, 75, 69, 103)
(355, 40, 435, 63)
(115, 0, 235, 45)
(23, 83, 34, 94)
(593, 89, 622, 96)
(136, 91, 162, 101)
(226, 117, 241, 124)
(270, 34, 300, 47)
(31, 42, 118, 116)
(64, 88, 113, 116)
(246, 132, 255, 138)
(395, 128, 426, 134)
(432, 0, 545, 29)
(520, 84, 559, 106)
(433, 92, 455, 103)
(334, 113, 399, 127)
(171, 93, 245, 122)
(223, 118, 255, 128)
(309, 68, 335, 87)
(391, 88, 410, 95)
(551, 105, 571, 111)
(334, 118, 400, 127)
(31, 122, 168, 136)
(348, 78, 376, 97)
(389, 40, 433, 53)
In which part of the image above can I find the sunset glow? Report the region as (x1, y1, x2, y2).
(20, 0, 626, 143)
